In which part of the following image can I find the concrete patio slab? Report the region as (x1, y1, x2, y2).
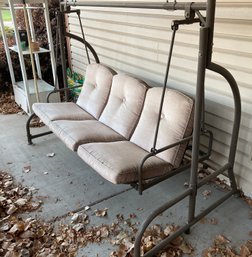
(0, 113, 129, 220)
(0, 113, 251, 256)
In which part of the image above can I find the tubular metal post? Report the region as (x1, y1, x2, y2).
(208, 63, 241, 192)
(205, 0, 240, 193)
(187, 27, 209, 228)
(205, 0, 216, 64)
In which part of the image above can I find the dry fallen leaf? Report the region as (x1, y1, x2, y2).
(23, 166, 31, 173)
(46, 153, 55, 158)
(214, 234, 230, 245)
(6, 204, 18, 215)
(15, 198, 28, 206)
(202, 190, 212, 198)
(0, 93, 21, 114)
(72, 223, 85, 232)
(95, 208, 108, 217)
(84, 205, 90, 211)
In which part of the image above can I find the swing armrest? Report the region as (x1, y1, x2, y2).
(47, 85, 83, 103)
(137, 135, 192, 194)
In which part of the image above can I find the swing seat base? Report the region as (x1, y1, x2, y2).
(78, 141, 173, 184)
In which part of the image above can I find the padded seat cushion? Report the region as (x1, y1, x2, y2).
(77, 141, 173, 184)
(131, 87, 194, 168)
(33, 102, 94, 126)
(99, 74, 148, 139)
(76, 63, 116, 119)
(49, 120, 125, 151)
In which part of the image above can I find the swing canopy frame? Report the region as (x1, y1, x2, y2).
(26, 1, 241, 256)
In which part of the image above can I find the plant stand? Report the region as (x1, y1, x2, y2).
(0, 0, 59, 115)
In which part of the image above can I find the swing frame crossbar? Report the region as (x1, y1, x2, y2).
(26, 1, 241, 256)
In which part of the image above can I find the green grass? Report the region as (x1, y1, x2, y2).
(2, 10, 12, 22)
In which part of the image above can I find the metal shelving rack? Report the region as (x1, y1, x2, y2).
(0, 0, 59, 115)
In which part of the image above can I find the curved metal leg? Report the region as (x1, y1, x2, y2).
(26, 113, 36, 145)
(26, 113, 53, 145)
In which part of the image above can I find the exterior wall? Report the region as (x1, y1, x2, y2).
(67, 0, 252, 196)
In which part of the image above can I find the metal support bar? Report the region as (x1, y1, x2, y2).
(134, 187, 235, 257)
(198, 163, 230, 188)
(60, 1, 207, 11)
(187, 26, 209, 228)
(207, 63, 241, 192)
(152, 24, 178, 152)
(134, 189, 192, 257)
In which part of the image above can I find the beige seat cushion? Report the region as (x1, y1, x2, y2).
(76, 63, 116, 119)
(32, 63, 116, 126)
(77, 141, 172, 184)
(99, 74, 148, 139)
(49, 120, 125, 151)
(33, 102, 94, 126)
(131, 87, 194, 168)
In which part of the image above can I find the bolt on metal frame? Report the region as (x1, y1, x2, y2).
(27, 1, 241, 256)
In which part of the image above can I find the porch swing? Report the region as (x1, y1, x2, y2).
(26, 1, 241, 256)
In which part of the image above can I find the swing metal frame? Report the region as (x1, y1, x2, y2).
(26, 1, 241, 256)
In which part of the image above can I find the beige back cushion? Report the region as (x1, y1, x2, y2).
(131, 87, 194, 167)
(99, 74, 149, 139)
(76, 63, 116, 119)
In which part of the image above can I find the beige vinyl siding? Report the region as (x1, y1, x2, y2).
(67, 0, 252, 196)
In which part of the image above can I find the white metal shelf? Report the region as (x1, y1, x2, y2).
(9, 46, 51, 55)
(0, 0, 58, 115)
(15, 79, 54, 93)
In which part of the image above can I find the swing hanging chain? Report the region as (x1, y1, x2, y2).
(151, 9, 201, 153)
(151, 22, 178, 153)
(77, 10, 91, 64)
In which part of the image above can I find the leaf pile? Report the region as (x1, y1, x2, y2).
(0, 93, 22, 114)
(0, 171, 195, 257)
(110, 224, 193, 257)
(202, 235, 252, 257)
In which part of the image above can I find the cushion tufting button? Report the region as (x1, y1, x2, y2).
(161, 113, 165, 119)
